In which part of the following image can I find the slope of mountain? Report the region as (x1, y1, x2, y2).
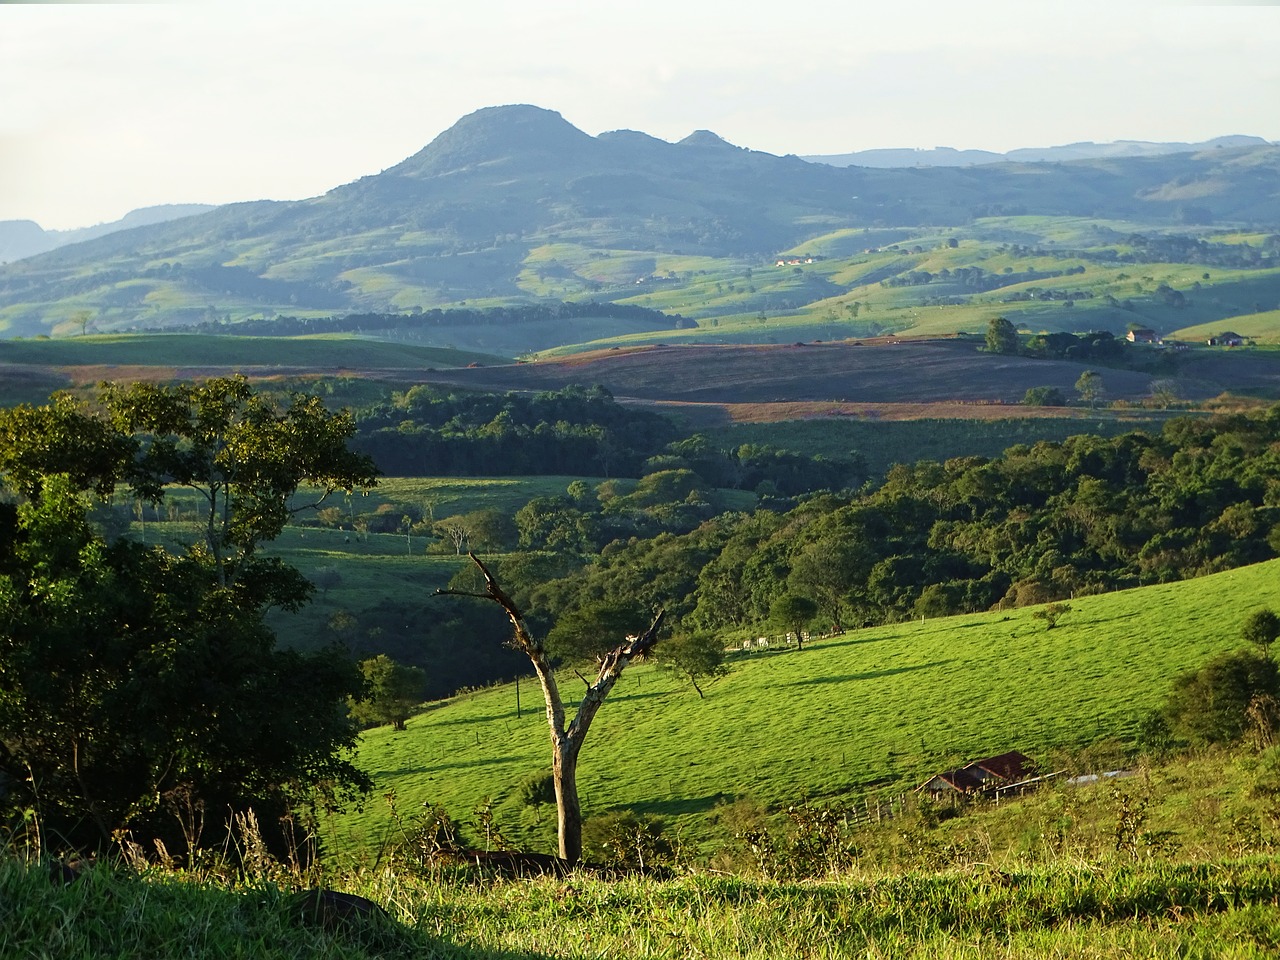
(1, 105, 1278, 341)
(805, 135, 1272, 168)
(0, 204, 216, 265)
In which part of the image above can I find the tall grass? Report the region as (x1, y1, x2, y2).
(6, 853, 1280, 959)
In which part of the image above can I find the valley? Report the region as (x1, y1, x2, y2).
(5, 102, 1280, 959)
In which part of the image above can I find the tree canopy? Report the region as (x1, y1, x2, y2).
(0, 378, 378, 856)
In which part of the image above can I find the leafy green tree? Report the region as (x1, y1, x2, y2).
(1032, 602, 1072, 629)
(349, 655, 426, 730)
(984, 316, 1019, 355)
(770, 593, 818, 650)
(514, 496, 597, 553)
(655, 630, 728, 698)
(0, 481, 369, 853)
(1075, 370, 1105, 408)
(1243, 609, 1280, 658)
(787, 535, 873, 631)
(1022, 386, 1066, 407)
(0, 380, 377, 855)
(1149, 380, 1181, 410)
(546, 601, 641, 663)
(102, 376, 379, 586)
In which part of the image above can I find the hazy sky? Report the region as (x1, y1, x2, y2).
(2, 0, 1278, 230)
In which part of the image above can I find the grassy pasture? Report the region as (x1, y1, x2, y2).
(329, 558, 1280, 860)
(0, 333, 502, 370)
(1172, 310, 1280, 344)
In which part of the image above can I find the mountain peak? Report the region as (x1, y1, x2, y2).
(679, 129, 739, 149)
(391, 104, 595, 177)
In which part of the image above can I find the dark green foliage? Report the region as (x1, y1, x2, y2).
(349, 655, 426, 731)
(545, 601, 644, 663)
(1243, 609, 1280, 655)
(770, 593, 818, 648)
(534, 405, 1280, 637)
(1023, 386, 1066, 406)
(353, 383, 678, 479)
(1163, 650, 1280, 745)
(517, 771, 556, 810)
(985, 316, 1019, 355)
(0, 379, 376, 855)
(654, 631, 728, 698)
(0, 482, 369, 852)
(653, 435, 864, 497)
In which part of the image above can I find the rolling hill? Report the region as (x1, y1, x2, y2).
(330, 556, 1280, 858)
(2, 105, 1279, 343)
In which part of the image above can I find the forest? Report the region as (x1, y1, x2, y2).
(491, 404, 1280, 650)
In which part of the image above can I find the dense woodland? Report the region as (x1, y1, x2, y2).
(493, 405, 1280, 652)
(348, 383, 862, 487)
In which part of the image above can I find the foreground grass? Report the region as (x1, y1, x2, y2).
(7, 854, 1280, 959)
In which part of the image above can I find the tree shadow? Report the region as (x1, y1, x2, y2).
(623, 792, 736, 818)
(786, 660, 954, 686)
(376, 756, 513, 778)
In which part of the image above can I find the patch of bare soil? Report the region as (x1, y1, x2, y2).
(397, 339, 1171, 405)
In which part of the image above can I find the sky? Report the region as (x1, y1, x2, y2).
(2, 0, 1278, 231)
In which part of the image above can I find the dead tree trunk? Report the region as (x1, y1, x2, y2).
(438, 553, 664, 864)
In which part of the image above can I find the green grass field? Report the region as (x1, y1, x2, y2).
(0, 333, 502, 370)
(328, 558, 1280, 861)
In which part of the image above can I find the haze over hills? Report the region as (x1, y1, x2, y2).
(804, 135, 1273, 169)
(1, 104, 1279, 343)
(0, 204, 216, 265)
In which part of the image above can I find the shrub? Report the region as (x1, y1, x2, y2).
(581, 810, 672, 873)
(1022, 386, 1066, 406)
(1162, 650, 1280, 745)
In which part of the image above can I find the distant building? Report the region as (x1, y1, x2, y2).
(917, 750, 1043, 798)
(1207, 331, 1244, 347)
(1127, 328, 1161, 345)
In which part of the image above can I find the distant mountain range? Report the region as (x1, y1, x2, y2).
(1, 105, 1278, 339)
(804, 135, 1272, 169)
(0, 205, 215, 265)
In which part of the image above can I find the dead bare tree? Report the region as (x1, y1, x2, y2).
(437, 553, 664, 864)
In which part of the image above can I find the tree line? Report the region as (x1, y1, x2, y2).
(349, 384, 864, 489)
(491, 406, 1280, 645)
(164, 301, 687, 337)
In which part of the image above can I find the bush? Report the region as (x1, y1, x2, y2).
(581, 810, 672, 872)
(1022, 386, 1066, 406)
(1162, 650, 1279, 745)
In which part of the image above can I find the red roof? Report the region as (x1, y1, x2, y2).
(919, 750, 1037, 794)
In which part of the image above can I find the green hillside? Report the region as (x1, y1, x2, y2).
(0, 333, 500, 370)
(1171, 309, 1280, 344)
(329, 558, 1280, 859)
(2, 103, 1278, 344)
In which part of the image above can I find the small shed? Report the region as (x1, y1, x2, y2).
(1208, 332, 1244, 347)
(918, 750, 1038, 797)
